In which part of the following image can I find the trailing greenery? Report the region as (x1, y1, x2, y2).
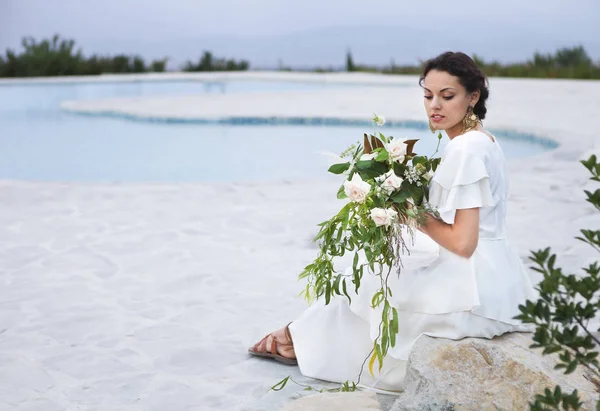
(0, 34, 249, 77)
(514, 154, 600, 410)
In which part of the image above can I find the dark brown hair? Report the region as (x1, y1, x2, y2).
(419, 52, 490, 120)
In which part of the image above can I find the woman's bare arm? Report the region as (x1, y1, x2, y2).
(417, 208, 480, 258)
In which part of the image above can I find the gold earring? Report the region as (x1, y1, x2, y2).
(429, 120, 436, 133)
(461, 106, 479, 134)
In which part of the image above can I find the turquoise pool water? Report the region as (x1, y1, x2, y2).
(0, 80, 556, 183)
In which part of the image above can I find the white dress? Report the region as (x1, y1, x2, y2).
(288, 130, 538, 391)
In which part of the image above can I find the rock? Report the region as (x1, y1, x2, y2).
(392, 333, 599, 411)
(281, 391, 382, 411)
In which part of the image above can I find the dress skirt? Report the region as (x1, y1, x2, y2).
(288, 232, 535, 391)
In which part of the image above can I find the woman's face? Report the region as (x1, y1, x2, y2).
(422, 69, 480, 138)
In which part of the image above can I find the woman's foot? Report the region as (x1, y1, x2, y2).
(248, 323, 297, 365)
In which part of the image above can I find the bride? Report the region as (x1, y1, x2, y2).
(248, 51, 537, 391)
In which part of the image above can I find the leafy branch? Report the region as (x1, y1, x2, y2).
(514, 154, 600, 410)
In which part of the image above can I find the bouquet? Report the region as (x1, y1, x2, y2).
(299, 114, 442, 375)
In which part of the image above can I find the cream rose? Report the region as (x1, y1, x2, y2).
(370, 207, 398, 227)
(377, 170, 403, 194)
(385, 139, 407, 162)
(343, 173, 371, 203)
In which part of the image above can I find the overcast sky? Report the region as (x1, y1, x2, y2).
(2, 0, 599, 68)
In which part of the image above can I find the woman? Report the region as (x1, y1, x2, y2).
(248, 51, 537, 391)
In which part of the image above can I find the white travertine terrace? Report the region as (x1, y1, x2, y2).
(1, 72, 599, 410)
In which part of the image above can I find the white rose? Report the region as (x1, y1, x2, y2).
(343, 173, 371, 203)
(372, 114, 385, 126)
(370, 207, 398, 227)
(385, 139, 407, 162)
(379, 170, 403, 194)
(360, 152, 377, 161)
(386, 207, 398, 220)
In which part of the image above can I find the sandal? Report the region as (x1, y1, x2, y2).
(248, 323, 298, 366)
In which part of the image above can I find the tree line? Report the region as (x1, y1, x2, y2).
(1, 34, 598, 80)
(345, 46, 600, 80)
(0, 34, 250, 77)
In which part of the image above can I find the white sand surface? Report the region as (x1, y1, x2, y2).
(1, 72, 600, 410)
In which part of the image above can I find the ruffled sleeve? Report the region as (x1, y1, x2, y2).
(428, 143, 495, 224)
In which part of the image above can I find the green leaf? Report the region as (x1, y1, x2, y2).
(371, 290, 384, 308)
(389, 312, 398, 346)
(333, 275, 342, 295)
(542, 345, 562, 355)
(364, 247, 373, 264)
(355, 160, 388, 179)
(375, 343, 383, 371)
(565, 361, 578, 374)
(408, 184, 425, 205)
(381, 328, 389, 357)
(337, 184, 348, 199)
(328, 162, 351, 175)
(553, 385, 562, 401)
(390, 189, 411, 204)
(411, 155, 427, 165)
(391, 308, 399, 335)
(382, 301, 390, 322)
(375, 150, 389, 162)
(581, 154, 597, 174)
(354, 266, 362, 294)
(393, 162, 406, 176)
(342, 278, 351, 303)
(270, 376, 290, 391)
